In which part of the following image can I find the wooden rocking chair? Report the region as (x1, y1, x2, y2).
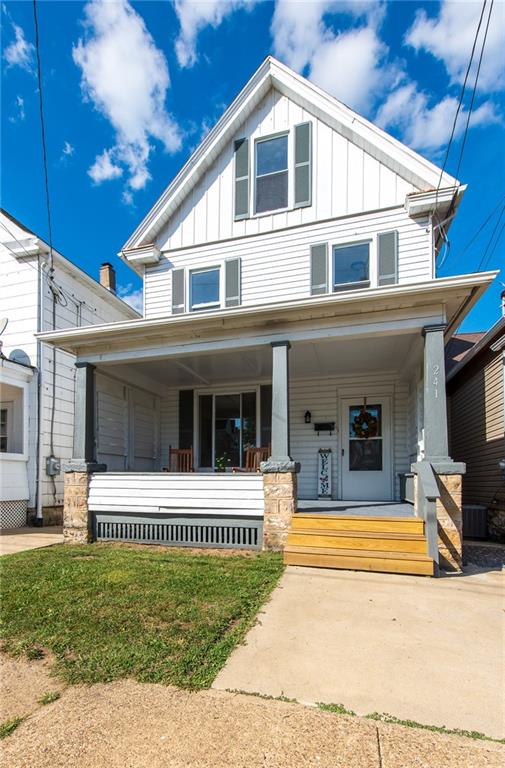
(164, 446, 194, 472)
(232, 446, 270, 473)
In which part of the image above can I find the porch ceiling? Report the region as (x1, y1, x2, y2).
(99, 331, 419, 390)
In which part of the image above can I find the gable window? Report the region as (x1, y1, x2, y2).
(333, 242, 370, 292)
(190, 267, 220, 312)
(255, 134, 288, 214)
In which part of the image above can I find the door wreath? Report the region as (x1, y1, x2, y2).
(352, 399, 379, 439)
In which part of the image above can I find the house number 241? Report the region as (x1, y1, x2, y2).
(432, 364, 440, 399)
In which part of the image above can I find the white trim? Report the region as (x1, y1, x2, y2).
(37, 272, 497, 353)
(120, 56, 458, 254)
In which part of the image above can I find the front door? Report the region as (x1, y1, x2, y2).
(340, 396, 392, 500)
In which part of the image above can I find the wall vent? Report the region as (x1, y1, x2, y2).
(93, 513, 262, 550)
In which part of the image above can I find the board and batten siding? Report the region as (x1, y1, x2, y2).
(449, 349, 505, 508)
(145, 207, 432, 318)
(155, 88, 419, 251)
(157, 373, 410, 501)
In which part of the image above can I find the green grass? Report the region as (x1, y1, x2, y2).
(37, 691, 61, 705)
(365, 712, 505, 744)
(317, 702, 357, 717)
(0, 543, 283, 689)
(0, 717, 24, 739)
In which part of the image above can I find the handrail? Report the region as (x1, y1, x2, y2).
(413, 461, 440, 575)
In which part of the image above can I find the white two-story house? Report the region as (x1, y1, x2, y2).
(39, 58, 497, 576)
(0, 210, 139, 529)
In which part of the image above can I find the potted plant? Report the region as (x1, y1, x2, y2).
(215, 452, 232, 473)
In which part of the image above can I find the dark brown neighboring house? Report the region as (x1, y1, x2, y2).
(446, 314, 505, 541)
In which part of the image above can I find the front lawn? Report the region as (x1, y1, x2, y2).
(0, 544, 283, 689)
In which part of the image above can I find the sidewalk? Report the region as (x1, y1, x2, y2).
(0, 527, 63, 556)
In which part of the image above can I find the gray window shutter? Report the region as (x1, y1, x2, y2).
(225, 257, 241, 307)
(378, 231, 398, 286)
(172, 268, 185, 314)
(294, 122, 312, 208)
(310, 243, 328, 295)
(234, 138, 249, 220)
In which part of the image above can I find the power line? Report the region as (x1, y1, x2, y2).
(433, 0, 488, 211)
(481, 220, 505, 270)
(453, 0, 494, 184)
(32, 0, 54, 276)
(453, 192, 505, 262)
(477, 203, 505, 270)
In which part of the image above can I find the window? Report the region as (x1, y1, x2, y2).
(190, 267, 220, 312)
(0, 407, 7, 452)
(333, 242, 370, 291)
(255, 134, 288, 214)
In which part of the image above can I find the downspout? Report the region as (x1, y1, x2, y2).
(35, 253, 44, 526)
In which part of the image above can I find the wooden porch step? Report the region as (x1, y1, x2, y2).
(284, 544, 434, 576)
(286, 528, 427, 554)
(292, 513, 423, 535)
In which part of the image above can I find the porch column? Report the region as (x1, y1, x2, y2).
(62, 362, 105, 544)
(415, 325, 465, 571)
(270, 340, 292, 464)
(422, 325, 450, 464)
(261, 341, 299, 551)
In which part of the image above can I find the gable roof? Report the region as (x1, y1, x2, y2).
(446, 315, 505, 382)
(121, 56, 459, 258)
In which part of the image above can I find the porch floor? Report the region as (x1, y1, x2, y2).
(296, 500, 414, 518)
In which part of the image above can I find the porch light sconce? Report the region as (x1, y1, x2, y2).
(304, 411, 312, 424)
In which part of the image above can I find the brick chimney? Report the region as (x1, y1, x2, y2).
(99, 262, 116, 293)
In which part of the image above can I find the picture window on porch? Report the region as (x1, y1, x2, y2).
(333, 242, 370, 292)
(0, 406, 8, 452)
(190, 267, 220, 312)
(255, 134, 288, 214)
(0, 385, 24, 454)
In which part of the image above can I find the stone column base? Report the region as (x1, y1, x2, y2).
(262, 471, 298, 551)
(63, 471, 92, 545)
(436, 474, 463, 572)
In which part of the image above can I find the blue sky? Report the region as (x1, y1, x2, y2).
(1, 0, 504, 328)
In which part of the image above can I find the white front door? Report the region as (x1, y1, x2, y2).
(340, 396, 392, 501)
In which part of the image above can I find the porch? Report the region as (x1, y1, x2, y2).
(39, 286, 471, 574)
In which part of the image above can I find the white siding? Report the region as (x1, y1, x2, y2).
(156, 88, 419, 251)
(0, 214, 137, 511)
(157, 373, 410, 501)
(88, 472, 264, 517)
(145, 207, 432, 318)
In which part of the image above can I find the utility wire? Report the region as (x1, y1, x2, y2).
(32, 0, 54, 277)
(432, 0, 488, 213)
(481, 220, 505, 270)
(453, 192, 505, 262)
(477, 204, 505, 271)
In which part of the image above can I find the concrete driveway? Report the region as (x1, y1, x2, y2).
(0, 527, 63, 556)
(214, 564, 505, 740)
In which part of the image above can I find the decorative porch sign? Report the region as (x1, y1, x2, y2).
(317, 448, 332, 497)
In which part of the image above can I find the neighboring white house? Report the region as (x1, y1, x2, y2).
(0, 209, 139, 528)
(39, 58, 497, 575)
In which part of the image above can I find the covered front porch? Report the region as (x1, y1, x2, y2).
(38, 281, 476, 574)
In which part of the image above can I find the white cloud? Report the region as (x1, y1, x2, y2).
(9, 95, 25, 123)
(174, 0, 259, 68)
(3, 20, 34, 73)
(62, 141, 74, 157)
(118, 283, 143, 313)
(271, 0, 397, 114)
(73, 0, 181, 195)
(406, 0, 505, 92)
(88, 149, 123, 184)
(376, 83, 500, 153)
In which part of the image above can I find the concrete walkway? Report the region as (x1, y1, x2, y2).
(0, 526, 63, 556)
(214, 564, 505, 740)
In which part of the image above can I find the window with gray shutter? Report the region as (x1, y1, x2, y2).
(234, 138, 249, 220)
(172, 268, 185, 314)
(310, 243, 328, 295)
(378, 231, 398, 286)
(225, 257, 241, 307)
(294, 122, 312, 208)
